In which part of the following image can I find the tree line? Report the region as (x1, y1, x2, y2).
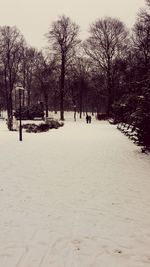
(0, 0, 150, 148)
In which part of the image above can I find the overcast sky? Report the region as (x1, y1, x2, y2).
(0, 0, 146, 49)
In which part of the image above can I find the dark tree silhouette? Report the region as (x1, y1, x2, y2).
(46, 15, 80, 120)
(84, 17, 128, 116)
(0, 26, 25, 130)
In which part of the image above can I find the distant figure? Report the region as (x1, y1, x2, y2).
(86, 114, 89, 123)
(86, 114, 92, 124)
(88, 115, 92, 123)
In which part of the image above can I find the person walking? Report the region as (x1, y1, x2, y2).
(88, 115, 91, 123)
(86, 114, 89, 123)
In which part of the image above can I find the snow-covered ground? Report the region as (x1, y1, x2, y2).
(0, 112, 150, 267)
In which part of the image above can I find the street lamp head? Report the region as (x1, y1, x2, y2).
(15, 83, 24, 91)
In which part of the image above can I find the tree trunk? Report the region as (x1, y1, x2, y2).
(27, 88, 31, 106)
(5, 76, 13, 130)
(45, 93, 49, 118)
(7, 93, 13, 130)
(106, 60, 112, 117)
(60, 54, 65, 121)
(79, 80, 83, 119)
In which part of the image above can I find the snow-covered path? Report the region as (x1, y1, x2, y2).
(0, 116, 150, 267)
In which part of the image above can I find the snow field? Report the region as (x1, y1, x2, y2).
(0, 113, 150, 267)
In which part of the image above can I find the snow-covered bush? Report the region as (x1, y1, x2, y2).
(46, 119, 64, 129)
(23, 120, 64, 133)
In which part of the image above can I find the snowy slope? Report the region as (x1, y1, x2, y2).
(0, 113, 150, 267)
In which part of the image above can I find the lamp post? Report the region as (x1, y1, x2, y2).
(16, 84, 24, 141)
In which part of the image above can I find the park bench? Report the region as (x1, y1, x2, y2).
(108, 118, 116, 124)
(117, 123, 141, 146)
(117, 123, 150, 153)
(117, 122, 125, 131)
(124, 125, 133, 136)
(128, 126, 140, 144)
(121, 124, 130, 134)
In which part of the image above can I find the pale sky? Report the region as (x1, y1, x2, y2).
(0, 0, 146, 50)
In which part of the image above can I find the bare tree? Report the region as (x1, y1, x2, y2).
(70, 56, 91, 118)
(132, 9, 150, 71)
(21, 47, 38, 106)
(46, 15, 80, 120)
(84, 17, 128, 115)
(35, 52, 57, 117)
(0, 26, 25, 129)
